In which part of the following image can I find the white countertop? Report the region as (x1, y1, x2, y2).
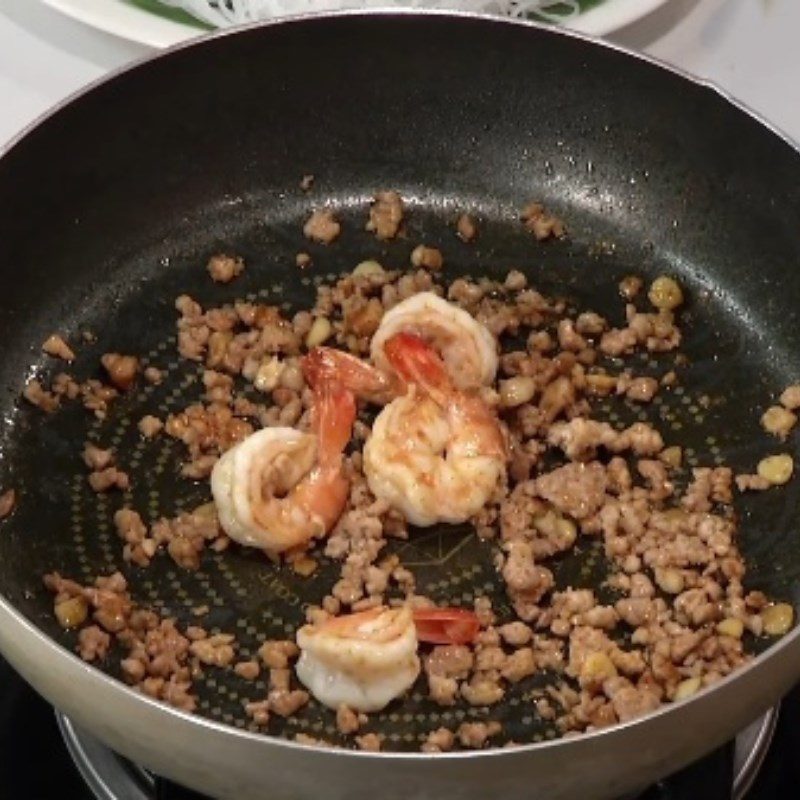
(0, 0, 797, 148)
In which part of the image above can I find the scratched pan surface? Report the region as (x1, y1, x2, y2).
(1, 11, 800, 800)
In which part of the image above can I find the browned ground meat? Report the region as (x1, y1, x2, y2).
(88, 467, 130, 493)
(600, 304, 680, 356)
(207, 254, 244, 284)
(258, 640, 299, 669)
(83, 443, 114, 470)
(456, 213, 477, 242)
(0, 489, 16, 520)
(80, 379, 118, 419)
(422, 727, 455, 753)
(520, 202, 566, 241)
(151, 505, 227, 570)
(269, 668, 291, 691)
(502, 647, 537, 683)
(303, 208, 341, 244)
(619, 275, 643, 300)
(410, 245, 443, 270)
(23, 380, 59, 412)
(355, 733, 383, 752)
(498, 621, 533, 646)
(604, 677, 660, 722)
(165, 402, 253, 478)
(557, 319, 587, 352)
(575, 311, 607, 336)
(779, 384, 800, 410)
(638, 459, 673, 500)
(546, 418, 665, 461)
(618, 375, 659, 403)
(366, 191, 403, 240)
(114, 508, 157, 567)
(536, 461, 607, 520)
(52, 372, 80, 399)
(77, 625, 110, 661)
(502, 540, 554, 621)
(190, 634, 236, 667)
(185, 625, 207, 641)
(736, 473, 770, 492)
(144, 366, 163, 384)
(101, 353, 139, 390)
(501, 270, 526, 292)
(430, 644, 475, 677)
(138, 415, 163, 438)
(43, 571, 211, 713)
(234, 660, 260, 680)
(682, 467, 732, 511)
(761, 405, 797, 439)
(244, 699, 270, 726)
(457, 721, 502, 748)
(427, 673, 459, 706)
(336, 705, 365, 735)
(42, 334, 75, 362)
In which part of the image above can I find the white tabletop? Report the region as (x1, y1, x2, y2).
(0, 0, 797, 148)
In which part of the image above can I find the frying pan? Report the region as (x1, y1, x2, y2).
(1, 10, 800, 800)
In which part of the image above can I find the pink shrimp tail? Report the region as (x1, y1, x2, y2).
(302, 347, 397, 403)
(302, 347, 339, 390)
(290, 380, 354, 538)
(312, 380, 356, 469)
(383, 332, 450, 399)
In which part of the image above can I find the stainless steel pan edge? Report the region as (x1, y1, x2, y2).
(2, 596, 799, 799)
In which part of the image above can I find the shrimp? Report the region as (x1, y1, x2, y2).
(295, 606, 420, 712)
(413, 607, 480, 645)
(363, 332, 506, 527)
(210, 381, 355, 554)
(371, 292, 498, 390)
(302, 346, 398, 405)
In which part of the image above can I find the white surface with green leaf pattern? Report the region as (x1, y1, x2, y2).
(40, 0, 670, 49)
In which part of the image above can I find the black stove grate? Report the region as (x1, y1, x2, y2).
(2, 654, 798, 800)
(156, 780, 210, 800)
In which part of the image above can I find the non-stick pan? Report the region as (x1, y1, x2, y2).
(1, 11, 799, 800)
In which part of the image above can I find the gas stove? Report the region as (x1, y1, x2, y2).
(2, 655, 798, 799)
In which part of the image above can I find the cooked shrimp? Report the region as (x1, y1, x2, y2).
(364, 332, 506, 527)
(295, 606, 420, 712)
(413, 607, 480, 645)
(302, 346, 398, 405)
(210, 382, 355, 554)
(371, 292, 498, 390)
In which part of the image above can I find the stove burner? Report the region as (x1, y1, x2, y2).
(57, 707, 779, 800)
(57, 715, 152, 800)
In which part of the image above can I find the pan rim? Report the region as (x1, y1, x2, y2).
(2, 576, 799, 761)
(2, 8, 798, 164)
(1, 7, 800, 762)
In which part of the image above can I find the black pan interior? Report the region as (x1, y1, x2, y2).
(1, 13, 800, 749)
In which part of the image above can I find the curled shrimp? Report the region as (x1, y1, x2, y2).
(295, 606, 420, 712)
(371, 292, 498, 390)
(210, 381, 355, 554)
(363, 332, 507, 527)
